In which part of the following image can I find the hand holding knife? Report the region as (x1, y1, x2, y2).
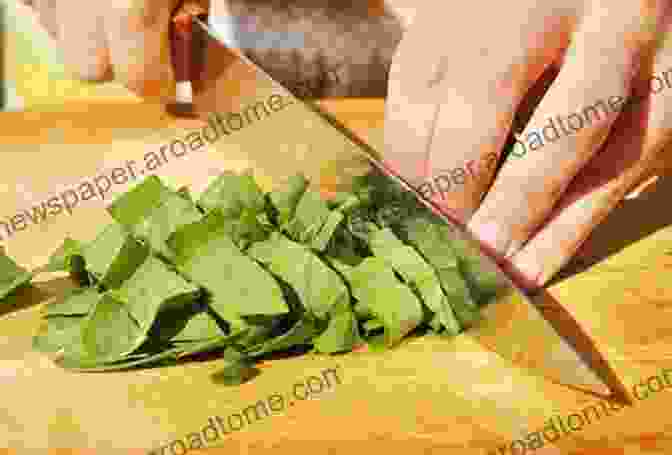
(166, 2, 630, 403)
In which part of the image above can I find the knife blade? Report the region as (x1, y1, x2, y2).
(172, 11, 630, 402)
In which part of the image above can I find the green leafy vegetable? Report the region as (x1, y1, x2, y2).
(132, 192, 203, 260)
(450, 237, 506, 306)
(80, 223, 150, 289)
(344, 257, 424, 347)
(109, 255, 201, 340)
(44, 287, 98, 317)
(211, 348, 259, 385)
(284, 190, 340, 251)
(80, 292, 145, 363)
(25, 168, 502, 383)
(245, 313, 322, 357)
(0, 247, 33, 301)
(176, 327, 251, 359)
(32, 315, 86, 354)
(198, 169, 265, 215)
(168, 214, 289, 320)
(56, 345, 184, 372)
(107, 176, 174, 226)
(171, 309, 225, 343)
(313, 296, 362, 354)
(367, 227, 462, 334)
(268, 173, 309, 226)
(42, 237, 84, 273)
(402, 217, 481, 328)
(247, 232, 348, 320)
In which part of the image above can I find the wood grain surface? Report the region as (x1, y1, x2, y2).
(1, 99, 672, 455)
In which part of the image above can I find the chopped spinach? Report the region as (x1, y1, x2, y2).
(23, 169, 501, 385)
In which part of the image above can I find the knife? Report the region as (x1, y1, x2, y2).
(171, 6, 631, 403)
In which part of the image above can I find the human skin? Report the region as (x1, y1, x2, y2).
(20, 0, 672, 287)
(20, 0, 191, 100)
(384, 0, 672, 288)
(18, 0, 404, 99)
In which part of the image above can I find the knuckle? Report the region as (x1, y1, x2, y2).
(110, 0, 170, 32)
(76, 63, 113, 82)
(122, 70, 174, 100)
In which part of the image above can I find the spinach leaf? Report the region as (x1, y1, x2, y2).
(313, 295, 362, 354)
(344, 257, 424, 347)
(367, 227, 462, 335)
(311, 210, 345, 252)
(56, 344, 184, 372)
(168, 215, 288, 321)
(106, 176, 203, 260)
(32, 315, 86, 354)
(80, 223, 150, 289)
(175, 328, 252, 358)
(211, 348, 259, 386)
(107, 176, 175, 229)
(41, 237, 84, 274)
(44, 287, 98, 317)
(110, 255, 201, 340)
(171, 309, 224, 343)
(176, 186, 194, 202)
(400, 217, 481, 329)
(220, 208, 271, 250)
(362, 318, 384, 336)
(0, 247, 33, 300)
(450, 237, 507, 306)
(283, 190, 337, 251)
(198, 169, 266, 216)
(79, 292, 146, 363)
(228, 316, 284, 351)
(244, 313, 322, 357)
(247, 232, 348, 320)
(132, 192, 203, 260)
(268, 173, 309, 226)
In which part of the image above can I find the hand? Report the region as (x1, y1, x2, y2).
(20, 0, 209, 103)
(384, 0, 672, 288)
(22, 0, 403, 101)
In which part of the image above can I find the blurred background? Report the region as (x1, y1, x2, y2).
(0, 0, 132, 111)
(0, 0, 405, 111)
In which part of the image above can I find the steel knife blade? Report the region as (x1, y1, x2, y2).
(178, 13, 630, 402)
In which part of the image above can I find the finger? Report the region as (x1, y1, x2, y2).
(468, 6, 644, 259)
(31, 0, 59, 39)
(54, 2, 112, 81)
(383, 2, 573, 221)
(103, 0, 182, 102)
(512, 21, 672, 286)
(382, 0, 422, 28)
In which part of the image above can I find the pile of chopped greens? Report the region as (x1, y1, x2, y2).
(3, 169, 506, 384)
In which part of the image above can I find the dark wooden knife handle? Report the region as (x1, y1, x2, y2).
(169, 1, 208, 116)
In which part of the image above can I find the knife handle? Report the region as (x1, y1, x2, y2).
(169, 1, 208, 117)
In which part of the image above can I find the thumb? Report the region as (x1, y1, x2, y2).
(103, 0, 183, 103)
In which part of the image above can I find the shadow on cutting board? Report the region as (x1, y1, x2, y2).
(0, 276, 75, 318)
(551, 173, 672, 286)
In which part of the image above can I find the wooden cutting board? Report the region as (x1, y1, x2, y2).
(1, 99, 672, 455)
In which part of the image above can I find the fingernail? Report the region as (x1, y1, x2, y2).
(468, 220, 511, 256)
(505, 240, 523, 259)
(513, 254, 544, 288)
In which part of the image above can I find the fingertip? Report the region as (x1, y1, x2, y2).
(122, 69, 176, 102)
(511, 253, 544, 289)
(104, 1, 178, 103)
(67, 51, 114, 83)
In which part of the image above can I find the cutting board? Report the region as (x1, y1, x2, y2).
(1, 99, 672, 455)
